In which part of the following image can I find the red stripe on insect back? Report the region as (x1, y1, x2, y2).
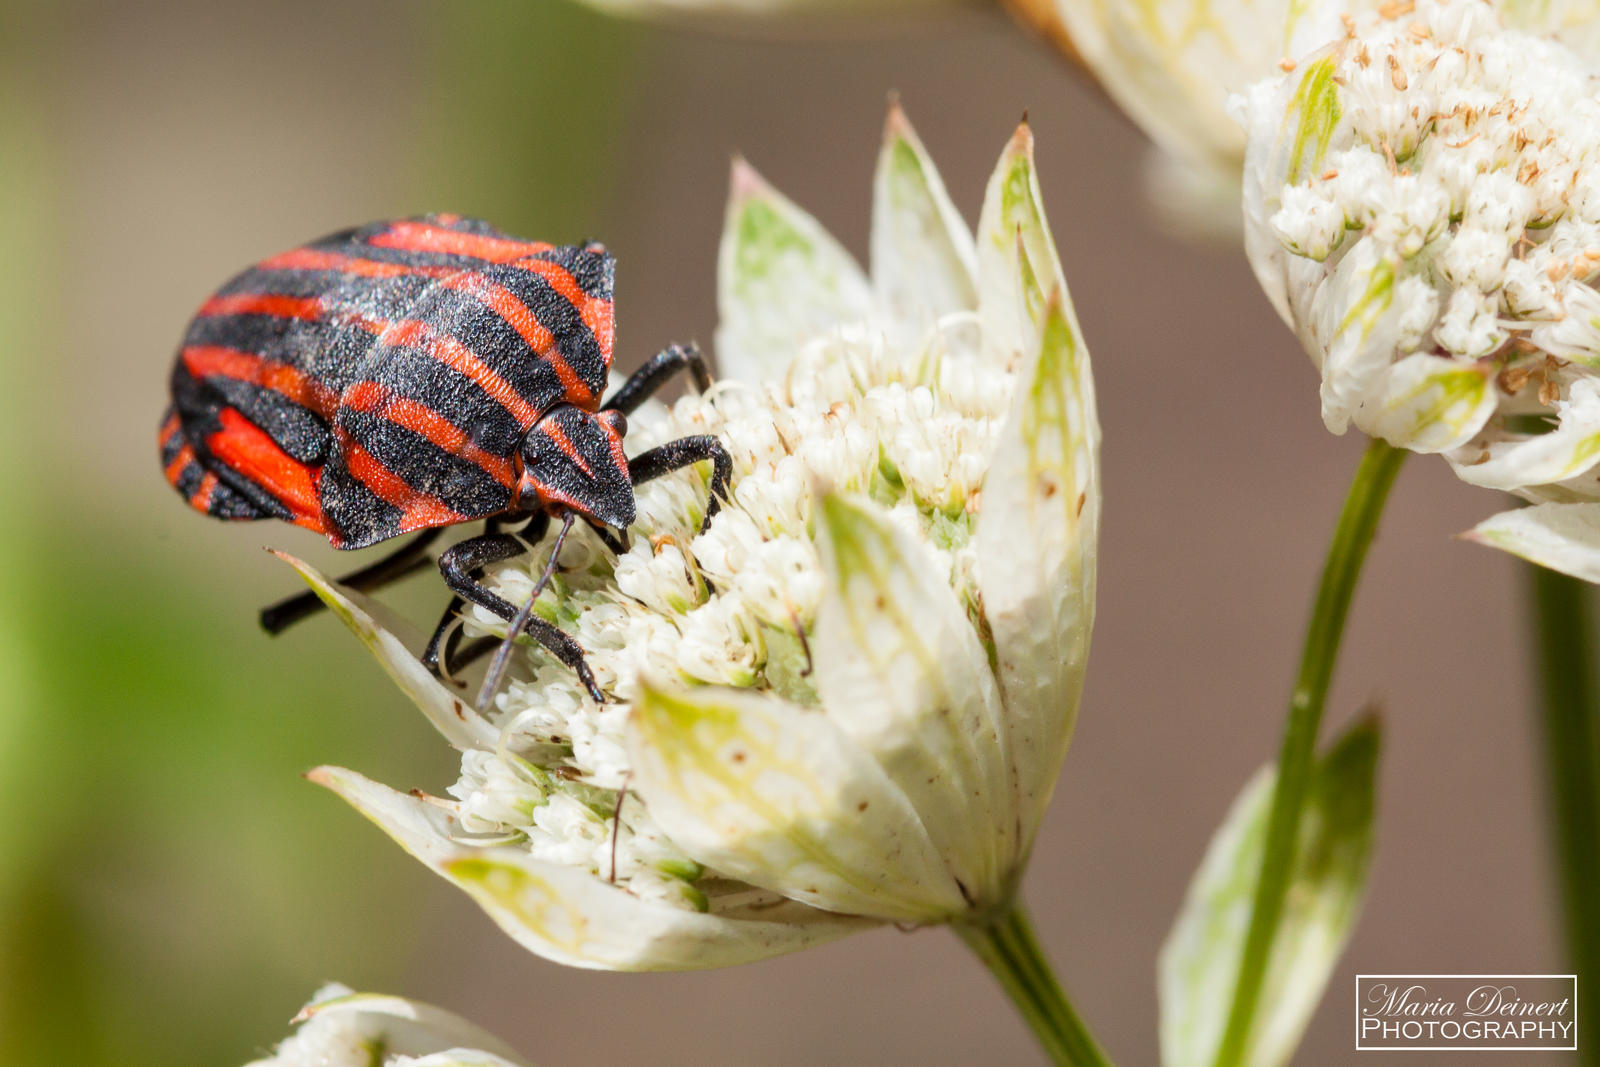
(339, 436, 468, 532)
(342, 380, 516, 489)
(182, 345, 340, 417)
(256, 247, 457, 281)
(164, 442, 197, 486)
(205, 407, 327, 535)
(159, 412, 181, 449)
(197, 293, 322, 320)
(511, 256, 615, 368)
(370, 220, 553, 262)
(188, 470, 220, 513)
(540, 420, 592, 475)
(379, 319, 543, 428)
(439, 272, 595, 406)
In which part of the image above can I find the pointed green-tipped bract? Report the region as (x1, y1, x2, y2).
(975, 122, 1072, 371)
(812, 491, 1014, 905)
(715, 158, 874, 386)
(1467, 503, 1600, 583)
(625, 672, 969, 923)
(1159, 718, 1380, 1067)
(976, 282, 1100, 851)
(871, 101, 979, 336)
(310, 766, 868, 971)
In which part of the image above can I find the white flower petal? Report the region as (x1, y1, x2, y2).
(1309, 240, 1403, 435)
(1159, 719, 1379, 1067)
(811, 490, 1013, 903)
(1451, 380, 1600, 491)
(976, 122, 1069, 370)
(871, 102, 979, 340)
(1360, 353, 1497, 453)
(976, 287, 1099, 848)
(1465, 502, 1600, 583)
(625, 677, 970, 923)
(310, 766, 868, 970)
(274, 552, 497, 751)
(714, 158, 875, 385)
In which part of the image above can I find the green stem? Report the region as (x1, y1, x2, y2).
(1527, 564, 1600, 1064)
(956, 898, 1114, 1067)
(1212, 438, 1406, 1067)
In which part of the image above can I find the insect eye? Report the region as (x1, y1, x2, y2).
(604, 410, 628, 438)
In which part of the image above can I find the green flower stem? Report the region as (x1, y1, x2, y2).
(1527, 564, 1600, 1064)
(956, 899, 1114, 1067)
(1212, 437, 1406, 1067)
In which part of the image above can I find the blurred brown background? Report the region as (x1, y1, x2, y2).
(0, 1, 1562, 1063)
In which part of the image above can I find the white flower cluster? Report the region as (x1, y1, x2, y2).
(297, 106, 1100, 970)
(451, 319, 1011, 910)
(1242, 0, 1600, 579)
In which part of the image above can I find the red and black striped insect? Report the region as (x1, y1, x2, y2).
(159, 214, 729, 705)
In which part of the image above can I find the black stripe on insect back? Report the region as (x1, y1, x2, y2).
(201, 470, 269, 519)
(421, 273, 587, 408)
(217, 265, 438, 314)
(336, 405, 513, 518)
(478, 264, 610, 400)
(316, 458, 407, 548)
(183, 311, 380, 396)
(362, 331, 530, 457)
(166, 367, 302, 520)
(537, 244, 615, 300)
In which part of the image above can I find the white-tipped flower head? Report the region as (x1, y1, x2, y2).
(245, 985, 530, 1067)
(293, 105, 1101, 970)
(1241, 0, 1600, 580)
(1011, 0, 1600, 236)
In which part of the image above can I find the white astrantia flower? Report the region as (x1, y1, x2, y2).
(245, 984, 529, 1067)
(291, 105, 1101, 970)
(1000, 0, 1600, 237)
(1240, 0, 1600, 581)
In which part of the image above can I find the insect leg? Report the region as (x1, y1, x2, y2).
(603, 342, 713, 415)
(422, 514, 548, 681)
(421, 596, 490, 683)
(260, 528, 444, 634)
(436, 531, 604, 704)
(627, 434, 733, 533)
(475, 512, 578, 711)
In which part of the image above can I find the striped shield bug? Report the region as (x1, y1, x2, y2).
(159, 214, 730, 707)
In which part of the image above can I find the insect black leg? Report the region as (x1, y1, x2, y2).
(628, 435, 733, 533)
(260, 528, 444, 634)
(435, 531, 604, 704)
(603, 342, 713, 415)
(423, 513, 549, 682)
(475, 512, 578, 710)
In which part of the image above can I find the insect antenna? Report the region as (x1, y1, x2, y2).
(474, 511, 579, 713)
(610, 772, 632, 883)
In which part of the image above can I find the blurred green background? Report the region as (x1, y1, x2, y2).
(0, 1, 1569, 1063)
